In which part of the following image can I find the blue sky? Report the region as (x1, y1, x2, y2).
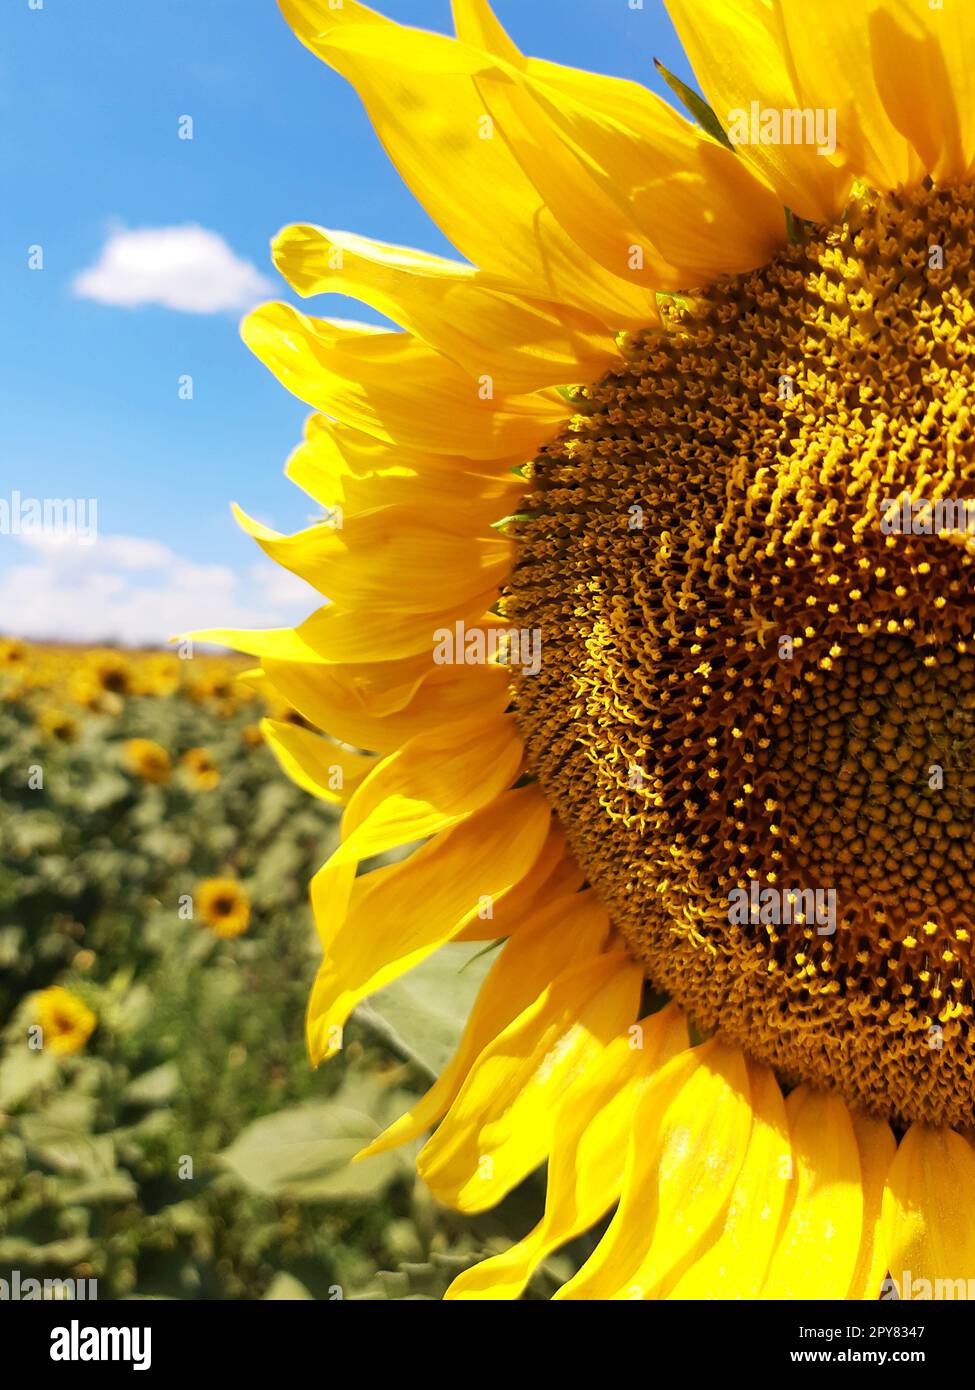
(0, 0, 690, 644)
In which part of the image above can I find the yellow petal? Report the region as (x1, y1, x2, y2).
(760, 1085, 863, 1299)
(306, 785, 550, 1063)
(241, 304, 568, 459)
(775, 0, 927, 191)
(285, 416, 526, 526)
(417, 950, 643, 1211)
(309, 711, 524, 941)
(290, 412, 524, 483)
(667, 1059, 791, 1299)
(359, 890, 611, 1159)
(186, 623, 323, 664)
(557, 1039, 752, 1299)
(278, 0, 386, 51)
(445, 1004, 689, 1299)
(847, 1112, 897, 1300)
(882, 1124, 975, 1299)
(665, 0, 853, 221)
(454, 819, 585, 942)
(262, 654, 511, 755)
(276, 591, 506, 665)
(233, 503, 512, 613)
(779, 0, 975, 185)
(484, 62, 785, 289)
(260, 718, 374, 805)
(455, 0, 783, 286)
(451, 0, 520, 61)
(293, 18, 659, 325)
(272, 225, 619, 393)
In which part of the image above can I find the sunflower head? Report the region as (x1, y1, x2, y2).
(69, 670, 107, 713)
(136, 654, 181, 697)
(122, 737, 172, 784)
(37, 707, 79, 743)
(195, 878, 251, 939)
(33, 986, 96, 1056)
(93, 652, 133, 696)
(509, 178, 975, 1130)
(0, 638, 26, 667)
(198, 0, 975, 1301)
(181, 747, 220, 790)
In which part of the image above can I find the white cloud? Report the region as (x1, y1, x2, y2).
(0, 532, 316, 647)
(72, 224, 274, 314)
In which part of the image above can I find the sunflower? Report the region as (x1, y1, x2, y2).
(241, 722, 265, 749)
(181, 746, 221, 791)
(37, 707, 79, 743)
(194, 878, 251, 939)
(136, 652, 181, 698)
(69, 669, 108, 713)
(92, 651, 133, 696)
(0, 637, 26, 667)
(33, 986, 96, 1056)
(200, 0, 975, 1299)
(122, 737, 172, 784)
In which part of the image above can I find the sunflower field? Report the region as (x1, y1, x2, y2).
(0, 638, 568, 1301)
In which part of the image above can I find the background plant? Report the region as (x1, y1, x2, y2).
(0, 640, 572, 1300)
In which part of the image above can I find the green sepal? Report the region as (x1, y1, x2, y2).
(492, 512, 535, 534)
(653, 58, 733, 150)
(554, 383, 584, 404)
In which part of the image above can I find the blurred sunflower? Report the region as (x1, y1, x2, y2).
(181, 746, 221, 790)
(241, 722, 265, 749)
(194, 878, 251, 939)
(0, 638, 26, 667)
(201, 0, 975, 1298)
(37, 707, 79, 743)
(92, 651, 133, 697)
(122, 737, 172, 784)
(69, 669, 108, 713)
(33, 986, 96, 1056)
(136, 652, 181, 697)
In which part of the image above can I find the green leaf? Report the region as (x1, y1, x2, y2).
(263, 1273, 314, 1300)
(122, 1062, 178, 1107)
(356, 940, 496, 1078)
(653, 59, 733, 149)
(0, 1047, 58, 1110)
(18, 1117, 114, 1178)
(219, 1103, 402, 1202)
(0, 1236, 94, 1265)
(359, 1252, 487, 1301)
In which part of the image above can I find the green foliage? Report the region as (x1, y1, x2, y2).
(0, 675, 545, 1300)
(357, 941, 497, 1080)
